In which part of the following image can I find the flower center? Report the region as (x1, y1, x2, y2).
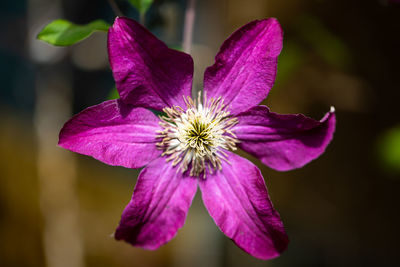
(157, 93, 239, 178)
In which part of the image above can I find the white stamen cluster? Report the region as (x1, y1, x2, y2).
(157, 93, 239, 178)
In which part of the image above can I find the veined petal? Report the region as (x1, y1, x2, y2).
(199, 152, 288, 260)
(59, 99, 162, 169)
(108, 17, 194, 110)
(233, 106, 336, 171)
(115, 157, 197, 249)
(203, 18, 283, 115)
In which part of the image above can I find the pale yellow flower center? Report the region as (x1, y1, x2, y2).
(157, 93, 239, 177)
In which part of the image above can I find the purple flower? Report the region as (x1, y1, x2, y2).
(59, 17, 336, 260)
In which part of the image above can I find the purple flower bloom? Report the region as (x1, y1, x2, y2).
(59, 17, 336, 260)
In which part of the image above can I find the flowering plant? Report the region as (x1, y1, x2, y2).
(59, 17, 335, 260)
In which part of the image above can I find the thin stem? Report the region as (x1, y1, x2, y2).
(140, 12, 145, 25)
(108, 0, 123, 17)
(182, 0, 196, 53)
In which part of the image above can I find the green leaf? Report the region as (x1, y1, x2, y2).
(378, 126, 400, 174)
(128, 0, 153, 14)
(107, 87, 119, 100)
(37, 19, 110, 46)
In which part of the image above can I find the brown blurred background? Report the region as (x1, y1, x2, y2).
(1, 0, 400, 266)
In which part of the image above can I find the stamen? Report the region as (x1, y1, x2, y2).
(156, 93, 239, 178)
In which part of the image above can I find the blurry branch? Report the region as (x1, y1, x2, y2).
(183, 0, 196, 53)
(139, 12, 145, 25)
(108, 0, 123, 17)
(29, 0, 85, 266)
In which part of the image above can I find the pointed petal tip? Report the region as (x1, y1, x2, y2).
(112, 16, 131, 30)
(57, 140, 65, 148)
(112, 16, 122, 28)
(261, 17, 283, 31)
(58, 125, 71, 149)
(234, 106, 336, 172)
(199, 152, 289, 260)
(111, 17, 141, 34)
(57, 100, 163, 169)
(203, 17, 283, 114)
(257, 17, 284, 46)
(114, 158, 197, 251)
(108, 16, 193, 110)
(231, 229, 289, 260)
(256, 17, 280, 25)
(264, 17, 281, 28)
(113, 16, 125, 23)
(115, 230, 162, 250)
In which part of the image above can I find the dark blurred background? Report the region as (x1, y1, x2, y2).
(1, 0, 400, 266)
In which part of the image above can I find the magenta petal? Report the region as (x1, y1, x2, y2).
(108, 17, 194, 110)
(115, 157, 197, 249)
(59, 99, 162, 169)
(199, 152, 288, 260)
(233, 106, 336, 171)
(203, 18, 283, 115)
